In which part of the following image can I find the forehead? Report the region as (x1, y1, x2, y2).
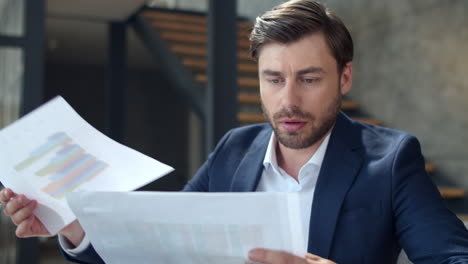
(257, 33, 337, 72)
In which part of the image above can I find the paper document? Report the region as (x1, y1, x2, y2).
(0, 96, 174, 234)
(67, 191, 306, 264)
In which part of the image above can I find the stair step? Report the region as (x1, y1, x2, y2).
(196, 74, 258, 88)
(183, 58, 257, 74)
(142, 10, 252, 29)
(236, 77, 259, 88)
(352, 117, 381, 125)
(341, 100, 358, 111)
(438, 187, 465, 199)
(172, 45, 251, 60)
(142, 10, 207, 24)
(146, 17, 251, 38)
(237, 112, 265, 123)
(238, 63, 258, 74)
(159, 31, 250, 49)
(238, 94, 261, 104)
(150, 20, 207, 34)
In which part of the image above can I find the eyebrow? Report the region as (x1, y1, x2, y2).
(296, 67, 326, 75)
(261, 66, 325, 76)
(261, 69, 283, 76)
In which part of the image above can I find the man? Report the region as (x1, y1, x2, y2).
(2, 0, 468, 263)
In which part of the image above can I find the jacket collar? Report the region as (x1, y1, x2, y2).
(229, 125, 271, 192)
(307, 112, 363, 257)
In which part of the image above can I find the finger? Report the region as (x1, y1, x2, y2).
(4, 194, 29, 217)
(249, 248, 305, 264)
(305, 253, 336, 264)
(11, 200, 37, 226)
(305, 259, 320, 264)
(16, 215, 36, 238)
(28, 215, 50, 236)
(16, 215, 47, 238)
(0, 188, 15, 203)
(305, 253, 320, 261)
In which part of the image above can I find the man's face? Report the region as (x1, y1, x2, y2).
(258, 33, 352, 149)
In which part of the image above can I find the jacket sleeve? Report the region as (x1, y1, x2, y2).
(182, 129, 234, 192)
(60, 243, 105, 264)
(392, 135, 468, 263)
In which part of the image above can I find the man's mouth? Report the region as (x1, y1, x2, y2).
(279, 119, 307, 132)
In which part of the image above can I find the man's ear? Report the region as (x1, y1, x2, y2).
(340, 62, 352, 95)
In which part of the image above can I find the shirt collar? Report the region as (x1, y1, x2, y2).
(263, 131, 331, 173)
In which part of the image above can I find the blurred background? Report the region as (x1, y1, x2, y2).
(1, 0, 467, 263)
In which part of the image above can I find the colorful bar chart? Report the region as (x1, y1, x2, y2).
(14, 132, 109, 199)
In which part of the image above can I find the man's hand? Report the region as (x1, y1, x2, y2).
(0, 188, 85, 246)
(304, 253, 337, 264)
(248, 248, 336, 264)
(1, 188, 48, 238)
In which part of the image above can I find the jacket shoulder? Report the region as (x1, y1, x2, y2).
(348, 117, 416, 154)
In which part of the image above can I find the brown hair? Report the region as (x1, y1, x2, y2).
(249, 0, 353, 72)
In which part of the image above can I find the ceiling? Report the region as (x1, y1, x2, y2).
(46, 0, 156, 68)
(47, 0, 146, 20)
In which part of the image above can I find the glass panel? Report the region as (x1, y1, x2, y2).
(0, 0, 25, 36)
(0, 47, 23, 128)
(0, 47, 22, 263)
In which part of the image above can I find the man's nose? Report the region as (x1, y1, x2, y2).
(281, 81, 301, 108)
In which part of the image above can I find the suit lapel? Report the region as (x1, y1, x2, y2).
(308, 113, 363, 258)
(230, 127, 271, 192)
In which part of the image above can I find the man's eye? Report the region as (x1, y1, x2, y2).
(267, 79, 281, 84)
(303, 78, 318, 83)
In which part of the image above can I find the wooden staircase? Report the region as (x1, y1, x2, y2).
(139, 9, 465, 202)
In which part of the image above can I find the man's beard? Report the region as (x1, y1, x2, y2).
(262, 91, 342, 149)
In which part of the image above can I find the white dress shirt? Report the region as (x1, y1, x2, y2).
(61, 130, 331, 255)
(256, 131, 331, 247)
(59, 230, 91, 256)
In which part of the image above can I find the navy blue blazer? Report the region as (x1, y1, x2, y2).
(65, 112, 468, 264)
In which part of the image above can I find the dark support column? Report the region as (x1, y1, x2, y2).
(106, 22, 127, 143)
(205, 0, 238, 153)
(21, 0, 45, 116)
(16, 0, 45, 263)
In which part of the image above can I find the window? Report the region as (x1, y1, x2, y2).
(0, 0, 25, 36)
(0, 48, 23, 128)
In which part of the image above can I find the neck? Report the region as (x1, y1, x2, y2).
(276, 128, 333, 181)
